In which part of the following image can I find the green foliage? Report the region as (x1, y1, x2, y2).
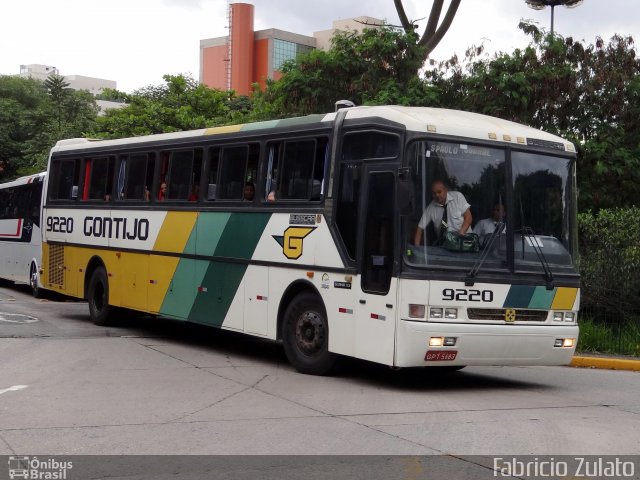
(577, 316, 640, 356)
(0, 75, 97, 181)
(257, 26, 430, 116)
(428, 23, 640, 211)
(90, 74, 236, 139)
(578, 208, 640, 310)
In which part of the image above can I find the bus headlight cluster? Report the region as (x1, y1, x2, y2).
(554, 338, 576, 348)
(553, 311, 577, 323)
(429, 336, 457, 347)
(430, 307, 443, 319)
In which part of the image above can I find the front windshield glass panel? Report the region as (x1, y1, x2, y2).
(512, 151, 574, 269)
(405, 141, 507, 270)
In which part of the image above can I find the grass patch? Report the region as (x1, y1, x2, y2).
(577, 316, 640, 357)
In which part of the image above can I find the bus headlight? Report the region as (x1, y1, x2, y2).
(564, 312, 576, 323)
(430, 307, 443, 319)
(445, 308, 458, 319)
(553, 311, 564, 322)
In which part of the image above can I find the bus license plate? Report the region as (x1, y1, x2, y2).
(425, 350, 457, 361)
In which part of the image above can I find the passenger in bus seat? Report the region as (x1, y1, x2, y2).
(413, 180, 472, 246)
(475, 204, 506, 239)
(188, 184, 199, 201)
(243, 181, 255, 201)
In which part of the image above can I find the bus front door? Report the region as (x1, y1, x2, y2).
(353, 167, 398, 365)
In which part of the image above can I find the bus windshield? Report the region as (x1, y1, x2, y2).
(404, 140, 576, 273)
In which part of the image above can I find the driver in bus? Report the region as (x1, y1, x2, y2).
(413, 180, 472, 246)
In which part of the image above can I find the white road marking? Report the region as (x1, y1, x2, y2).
(0, 385, 28, 395)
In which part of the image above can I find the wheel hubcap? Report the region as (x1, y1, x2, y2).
(295, 311, 325, 355)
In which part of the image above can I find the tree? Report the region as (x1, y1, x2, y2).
(253, 26, 436, 116)
(425, 22, 640, 211)
(394, 0, 461, 62)
(0, 75, 98, 181)
(43, 74, 72, 134)
(90, 74, 237, 139)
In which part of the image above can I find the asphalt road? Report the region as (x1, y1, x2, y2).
(0, 282, 638, 461)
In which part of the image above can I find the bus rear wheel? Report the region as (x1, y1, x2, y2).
(30, 263, 42, 298)
(87, 266, 113, 326)
(282, 293, 337, 375)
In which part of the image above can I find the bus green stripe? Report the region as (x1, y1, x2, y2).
(503, 285, 536, 308)
(528, 286, 557, 309)
(187, 212, 271, 326)
(213, 213, 271, 259)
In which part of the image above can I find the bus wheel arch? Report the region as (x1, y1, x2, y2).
(279, 282, 337, 375)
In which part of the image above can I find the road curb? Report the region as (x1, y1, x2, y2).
(571, 355, 640, 372)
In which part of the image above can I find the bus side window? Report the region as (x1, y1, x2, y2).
(312, 138, 329, 200)
(205, 148, 220, 201)
(264, 142, 281, 202)
(218, 146, 248, 200)
(342, 131, 399, 161)
(164, 149, 202, 201)
(217, 144, 259, 201)
(121, 153, 155, 201)
(83, 156, 115, 201)
(48, 158, 81, 201)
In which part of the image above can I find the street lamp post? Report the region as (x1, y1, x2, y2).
(525, 0, 584, 36)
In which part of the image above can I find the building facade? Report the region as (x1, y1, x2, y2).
(200, 3, 380, 95)
(19, 64, 116, 95)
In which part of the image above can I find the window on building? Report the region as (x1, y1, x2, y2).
(273, 39, 313, 71)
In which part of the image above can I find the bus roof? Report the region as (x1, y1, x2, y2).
(0, 171, 46, 189)
(52, 106, 575, 154)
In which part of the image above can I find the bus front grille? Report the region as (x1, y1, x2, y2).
(48, 245, 65, 287)
(467, 308, 548, 322)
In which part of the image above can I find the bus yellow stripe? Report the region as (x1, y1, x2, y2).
(153, 212, 198, 253)
(147, 212, 198, 313)
(551, 287, 578, 310)
(204, 125, 243, 136)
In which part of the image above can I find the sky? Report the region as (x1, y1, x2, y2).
(1, 0, 638, 93)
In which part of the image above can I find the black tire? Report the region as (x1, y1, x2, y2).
(87, 266, 113, 326)
(282, 293, 337, 375)
(30, 263, 42, 298)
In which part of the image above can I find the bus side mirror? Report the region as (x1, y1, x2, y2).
(397, 167, 414, 216)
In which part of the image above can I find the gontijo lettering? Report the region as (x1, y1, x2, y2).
(83, 216, 149, 240)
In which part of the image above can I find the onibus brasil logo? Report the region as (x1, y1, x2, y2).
(272, 227, 316, 260)
(8, 456, 73, 479)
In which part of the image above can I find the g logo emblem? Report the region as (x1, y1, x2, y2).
(273, 227, 315, 260)
(505, 308, 516, 323)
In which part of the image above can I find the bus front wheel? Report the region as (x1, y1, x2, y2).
(87, 266, 113, 326)
(282, 293, 337, 375)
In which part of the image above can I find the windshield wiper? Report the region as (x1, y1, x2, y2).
(465, 221, 505, 286)
(521, 226, 555, 290)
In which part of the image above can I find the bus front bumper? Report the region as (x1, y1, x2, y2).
(395, 319, 579, 368)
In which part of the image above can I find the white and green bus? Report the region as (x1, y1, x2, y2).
(41, 106, 579, 374)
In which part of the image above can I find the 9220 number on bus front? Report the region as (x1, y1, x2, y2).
(46, 216, 74, 233)
(442, 288, 493, 302)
